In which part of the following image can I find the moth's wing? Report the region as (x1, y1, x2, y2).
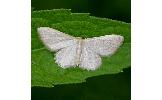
(79, 35, 124, 70)
(79, 44, 102, 70)
(38, 27, 78, 68)
(55, 44, 78, 68)
(37, 27, 76, 51)
(84, 35, 124, 56)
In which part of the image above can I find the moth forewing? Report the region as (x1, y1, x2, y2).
(37, 27, 77, 52)
(84, 35, 124, 57)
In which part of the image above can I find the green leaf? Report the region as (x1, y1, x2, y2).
(32, 68, 131, 100)
(32, 9, 131, 87)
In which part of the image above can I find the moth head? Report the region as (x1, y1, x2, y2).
(76, 37, 83, 39)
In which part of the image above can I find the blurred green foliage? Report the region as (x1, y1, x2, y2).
(32, 0, 131, 22)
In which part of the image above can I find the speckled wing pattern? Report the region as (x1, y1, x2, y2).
(37, 27, 124, 71)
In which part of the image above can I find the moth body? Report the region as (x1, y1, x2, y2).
(37, 27, 124, 70)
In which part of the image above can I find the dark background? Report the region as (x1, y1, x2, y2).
(32, 0, 131, 23)
(32, 0, 131, 100)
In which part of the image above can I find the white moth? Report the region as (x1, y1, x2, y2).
(37, 27, 124, 71)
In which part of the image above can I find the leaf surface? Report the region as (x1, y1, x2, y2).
(32, 9, 131, 87)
